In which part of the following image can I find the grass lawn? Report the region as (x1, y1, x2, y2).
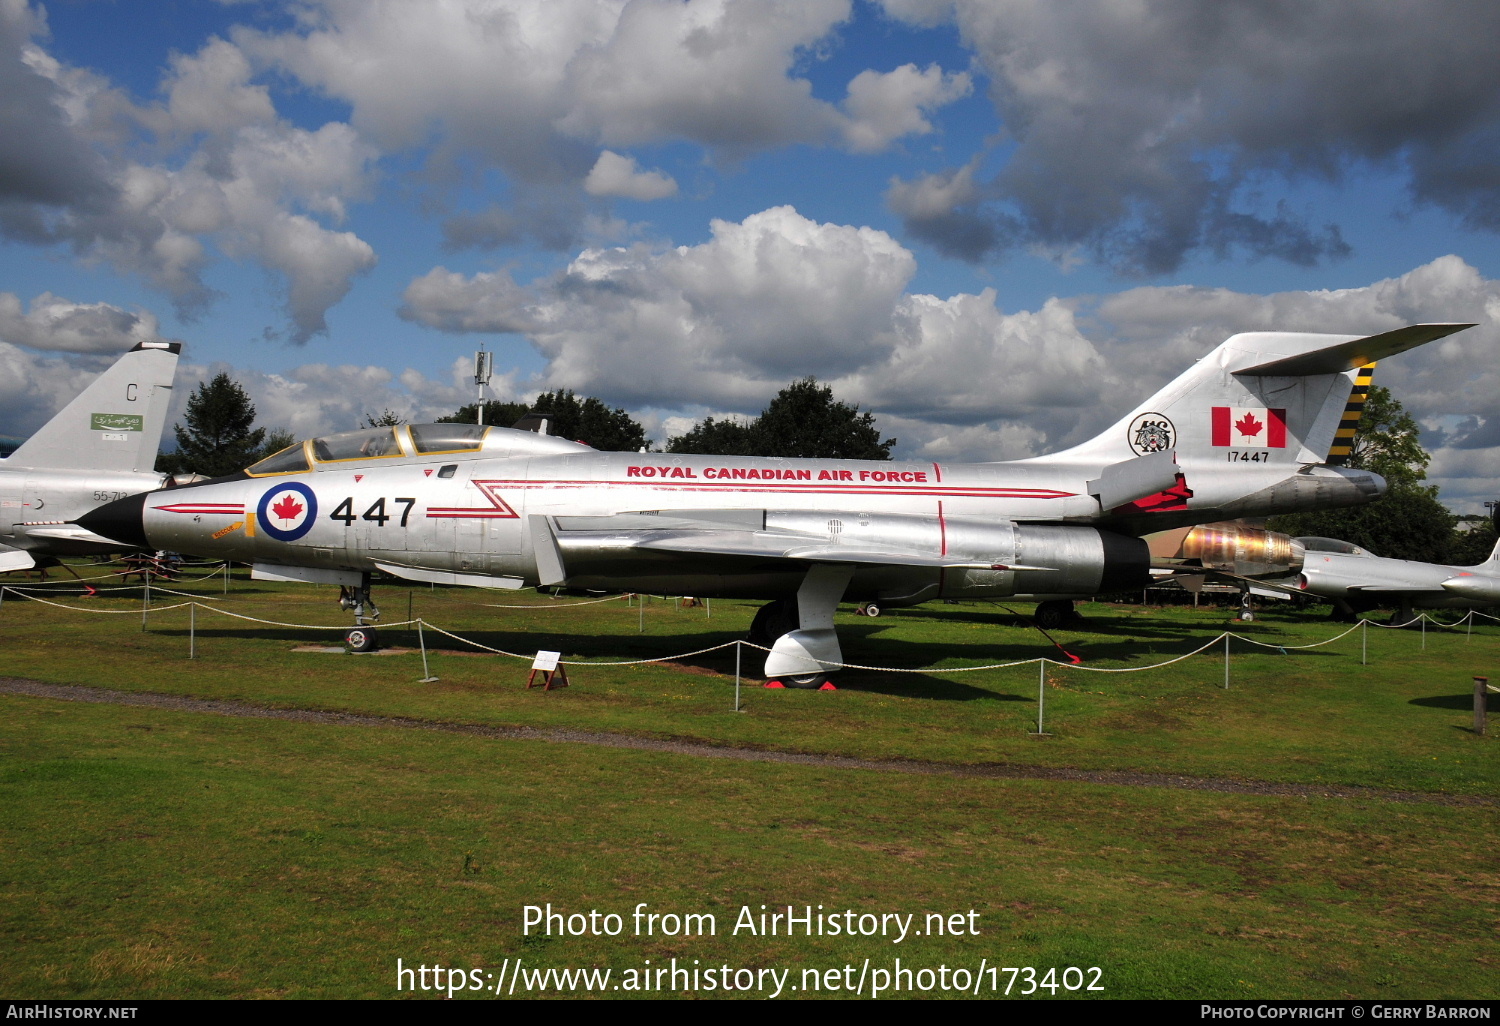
(1, 565, 1496, 999)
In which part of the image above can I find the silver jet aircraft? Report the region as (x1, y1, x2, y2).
(77, 324, 1471, 685)
(1, 341, 181, 573)
(1288, 534, 1500, 624)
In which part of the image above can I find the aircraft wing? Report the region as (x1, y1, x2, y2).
(630, 531, 1029, 569)
(0, 541, 36, 572)
(538, 512, 1052, 587)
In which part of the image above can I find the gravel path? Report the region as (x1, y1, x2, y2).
(3, 677, 1493, 808)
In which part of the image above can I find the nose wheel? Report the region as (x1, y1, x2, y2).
(340, 575, 381, 651)
(345, 626, 378, 652)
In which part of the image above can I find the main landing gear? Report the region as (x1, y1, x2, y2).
(339, 574, 381, 651)
(1032, 599, 1083, 631)
(749, 565, 853, 690)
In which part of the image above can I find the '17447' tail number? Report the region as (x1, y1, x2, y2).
(329, 497, 417, 527)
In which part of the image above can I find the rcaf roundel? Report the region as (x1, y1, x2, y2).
(1211, 406, 1286, 448)
(257, 481, 319, 542)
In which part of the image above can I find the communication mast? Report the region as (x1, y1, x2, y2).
(473, 349, 493, 426)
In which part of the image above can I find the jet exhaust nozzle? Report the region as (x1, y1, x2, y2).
(1148, 523, 1305, 579)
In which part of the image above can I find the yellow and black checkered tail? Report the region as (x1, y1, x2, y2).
(1325, 363, 1376, 465)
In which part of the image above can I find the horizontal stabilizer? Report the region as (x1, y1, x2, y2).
(1088, 450, 1180, 510)
(1238, 324, 1473, 376)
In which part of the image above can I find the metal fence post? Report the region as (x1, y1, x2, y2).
(189, 602, 196, 659)
(141, 575, 150, 631)
(1035, 660, 1046, 734)
(418, 620, 438, 683)
(1223, 633, 1230, 689)
(734, 641, 742, 712)
(1362, 619, 1367, 665)
(1474, 676, 1489, 736)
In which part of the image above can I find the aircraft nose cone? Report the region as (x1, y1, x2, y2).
(74, 492, 150, 549)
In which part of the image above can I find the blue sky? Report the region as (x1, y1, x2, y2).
(4, 0, 1500, 510)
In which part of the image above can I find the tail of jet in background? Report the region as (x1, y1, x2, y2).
(5, 341, 181, 474)
(1461, 533, 1500, 571)
(1047, 324, 1473, 471)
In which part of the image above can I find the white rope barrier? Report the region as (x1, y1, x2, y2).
(3, 582, 1493, 679)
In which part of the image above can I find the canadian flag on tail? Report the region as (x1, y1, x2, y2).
(1211, 407, 1287, 448)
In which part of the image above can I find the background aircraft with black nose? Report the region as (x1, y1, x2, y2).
(1, 341, 181, 573)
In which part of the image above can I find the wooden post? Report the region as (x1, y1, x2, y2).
(1475, 677, 1489, 736)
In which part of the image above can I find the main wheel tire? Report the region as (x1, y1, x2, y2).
(749, 598, 798, 646)
(783, 672, 827, 690)
(345, 627, 378, 652)
(1033, 599, 1071, 631)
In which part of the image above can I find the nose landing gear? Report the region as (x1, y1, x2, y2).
(339, 574, 381, 651)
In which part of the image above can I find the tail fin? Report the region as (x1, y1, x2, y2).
(7, 342, 180, 473)
(1050, 324, 1472, 468)
(1464, 532, 1500, 571)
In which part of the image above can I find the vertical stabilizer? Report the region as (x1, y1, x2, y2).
(1045, 324, 1472, 470)
(6, 342, 181, 473)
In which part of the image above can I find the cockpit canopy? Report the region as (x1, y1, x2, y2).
(1296, 536, 1373, 557)
(245, 422, 590, 475)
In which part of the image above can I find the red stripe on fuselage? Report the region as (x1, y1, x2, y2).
(152, 503, 245, 514)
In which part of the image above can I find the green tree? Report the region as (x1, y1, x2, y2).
(1270, 488, 1456, 563)
(668, 378, 895, 459)
(1449, 515, 1499, 565)
(257, 427, 298, 461)
(156, 373, 266, 478)
(437, 400, 532, 428)
(1346, 385, 1429, 489)
(362, 409, 404, 427)
(665, 416, 756, 456)
(438, 391, 650, 451)
(1269, 386, 1452, 561)
(531, 390, 650, 451)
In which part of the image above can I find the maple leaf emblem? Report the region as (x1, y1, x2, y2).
(271, 494, 304, 523)
(1235, 412, 1263, 437)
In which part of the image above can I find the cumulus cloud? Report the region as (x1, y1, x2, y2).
(241, 0, 970, 175)
(0, 292, 169, 353)
(0, 13, 378, 341)
(583, 151, 678, 201)
(401, 206, 916, 406)
(839, 62, 971, 154)
(879, 0, 1500, 274)
(0, 344, 114, 439)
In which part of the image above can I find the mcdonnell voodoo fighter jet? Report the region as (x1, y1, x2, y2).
(1286, 534, 1500, 624)
(0, 341, 181, 573)
(77, 323, 1472, 685)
